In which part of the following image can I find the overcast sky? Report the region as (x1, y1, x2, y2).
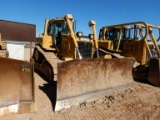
(0, 0, 160, 37)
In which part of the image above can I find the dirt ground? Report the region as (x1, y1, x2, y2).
(1, 72, 160, 120)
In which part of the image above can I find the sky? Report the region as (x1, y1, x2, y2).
(0, 0, 160, 37)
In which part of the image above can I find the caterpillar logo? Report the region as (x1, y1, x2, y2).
(21, 67, 31, 73)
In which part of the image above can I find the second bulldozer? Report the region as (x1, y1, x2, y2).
(33, 14, 135, 111)
(97, 21, 160, 86)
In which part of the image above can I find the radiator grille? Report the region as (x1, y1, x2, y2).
(78, 41, 92, 58)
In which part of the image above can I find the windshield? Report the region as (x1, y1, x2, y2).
(105, 28, 131, 40)
(64, 19, 75, 34)
(47, 23, 53, 35)
(46, 19, 76, 37)
(105, 29, 120, 40)
(47, 20, 65, 35)
(123, 28, 131, 39)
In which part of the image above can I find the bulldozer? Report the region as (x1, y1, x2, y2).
(0, 33, 7, 58)
(0, 20, 36, 116)
(95, 21, 160, 86)
(0, 33, 6, 50)
(33, 14, 135, 111)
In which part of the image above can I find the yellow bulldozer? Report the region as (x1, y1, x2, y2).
(0, 20, 36, 116)
(0, 33, 7, 58)
(94, 21, 160, 86)
(33, 14, 135, 111)
(0, 33, 6, 50)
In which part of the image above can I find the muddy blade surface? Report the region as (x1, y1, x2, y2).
(0, 57, 36, 116)
(55, 58, 135, 111)
(148, 58, 160, 86)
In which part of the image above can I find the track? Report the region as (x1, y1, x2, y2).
(33, 45, 61, 81)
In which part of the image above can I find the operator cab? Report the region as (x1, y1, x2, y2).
(99, 25, 132, 50)
(47, 19, 75, 49)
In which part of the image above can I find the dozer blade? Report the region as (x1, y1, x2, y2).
(0, 57, 36, 116)
(55, 58, 135, 111)
(148, 58, 160, 86)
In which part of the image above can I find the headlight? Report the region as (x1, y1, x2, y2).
(88, 34, 94, 40)
(76, 32, 83, 37)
